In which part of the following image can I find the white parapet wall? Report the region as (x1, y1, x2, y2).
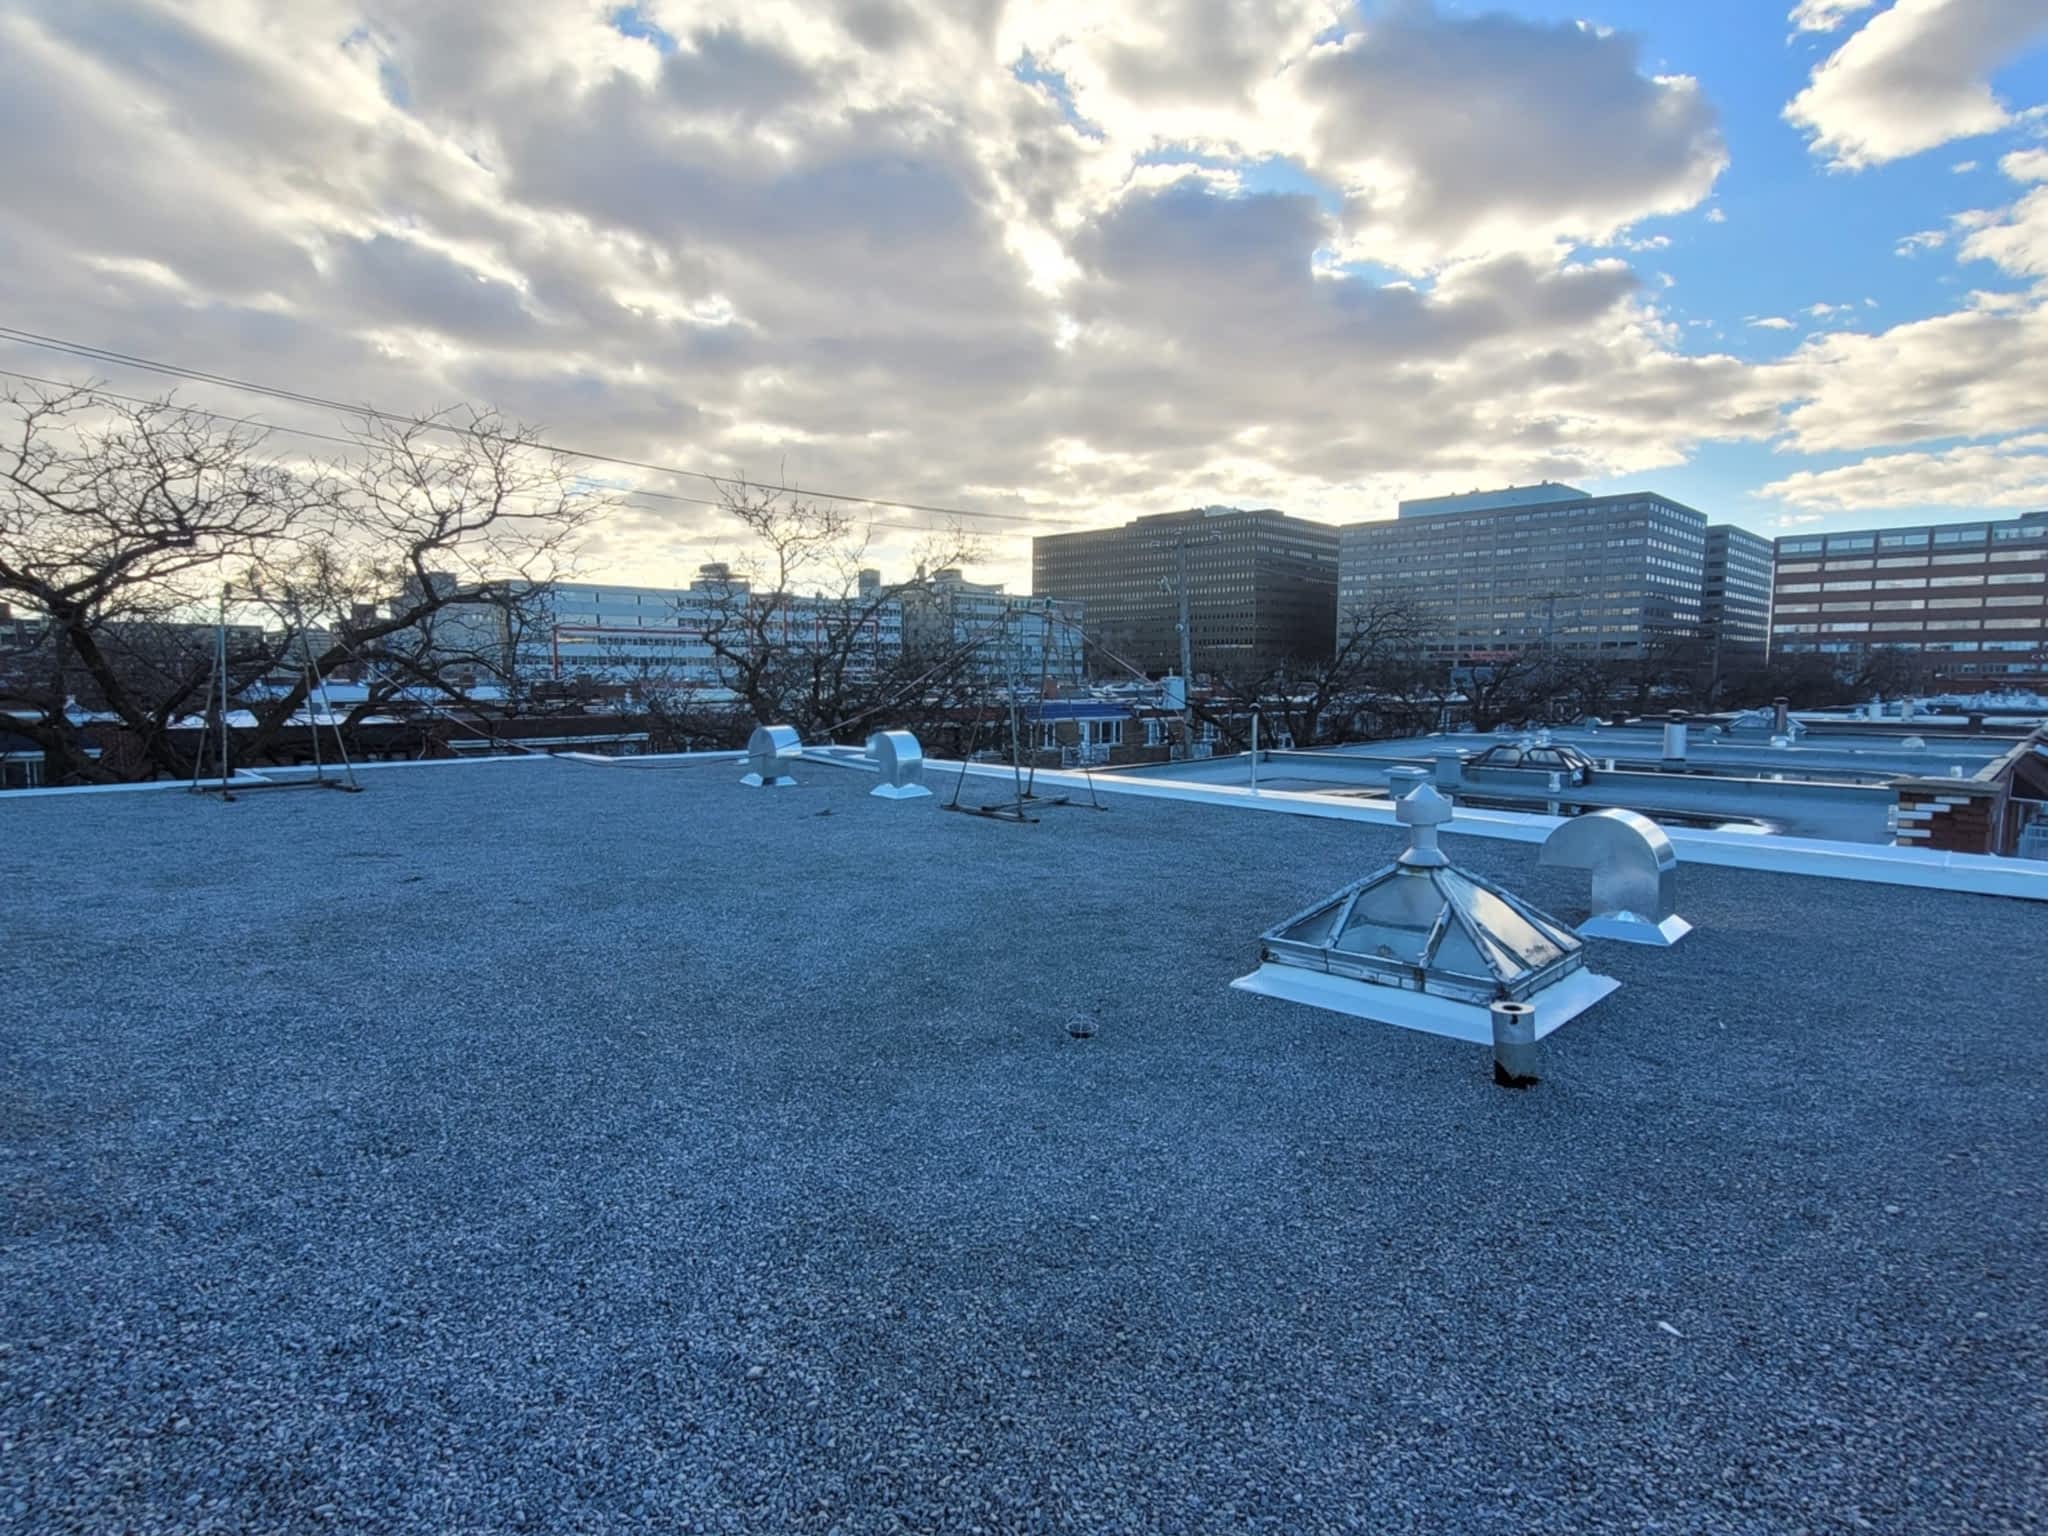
(903, 758, 2048, 903)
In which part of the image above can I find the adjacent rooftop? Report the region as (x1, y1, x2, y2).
(4, 758, 2044, 1532)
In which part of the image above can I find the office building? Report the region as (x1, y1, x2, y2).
(1337, 488, 1708, 660)
(1702, 524, 1774, 676)
(1031, 507, 1339, 677)
(1771, 512, 2048, 689)
(900, 569, 1085, 689)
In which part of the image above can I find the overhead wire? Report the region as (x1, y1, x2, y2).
(0, 325, 1046, 528)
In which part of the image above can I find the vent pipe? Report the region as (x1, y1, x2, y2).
(1772, 697, 1790, 735)
(1386, 766, 1428, 801)
(1491, 1001, 1538, 1087)
(1662, 720, 1688, 762)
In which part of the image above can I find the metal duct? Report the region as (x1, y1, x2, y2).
(1539, 808, 1691, 946)
(867, 730, 931, 800)
(741, 724, 802, 787)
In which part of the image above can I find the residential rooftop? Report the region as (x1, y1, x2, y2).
(4, 757, 2044, 1532)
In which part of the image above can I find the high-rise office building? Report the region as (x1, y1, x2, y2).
(1336, 488, 1708, 660)
(1031, 507, 1339, 677)
(1702, 524, 1774, 675)
(1771, 512, 2048, 689)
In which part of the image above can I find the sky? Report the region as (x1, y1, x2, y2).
(2, 0, 2046, 594)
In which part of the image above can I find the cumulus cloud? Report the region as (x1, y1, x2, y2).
(1770, 292, 2048, 453)
(1956, 147, 2048, 276)
(1296, 6, 1725, 268)
(1762, 433, 2048, 509)
(1788, 0, 1876, 32)
(1785, 0, 2048, 169)
(0, 0, 1928, 585)
(1748, 315, 1797, 329)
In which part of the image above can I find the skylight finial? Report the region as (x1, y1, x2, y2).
(1396, 782, 1452, 868)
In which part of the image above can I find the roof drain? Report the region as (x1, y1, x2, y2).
(1231, 784, 1618, 1052)
(1539, 808, 1692, 946)
(866, 730, 932, 800)
(740, 725, 802, 788)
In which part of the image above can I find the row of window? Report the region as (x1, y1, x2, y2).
(1780, 522, 2047, 556)
(1774, 619, 2043, 633)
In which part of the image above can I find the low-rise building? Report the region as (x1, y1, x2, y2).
(900, 569, 1084, 689)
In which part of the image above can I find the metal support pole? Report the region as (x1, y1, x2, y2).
(1249, 706, 1259, 794)
(215, 585, 231, 789)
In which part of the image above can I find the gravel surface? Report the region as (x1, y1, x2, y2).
(2, 758, 2043, 1534)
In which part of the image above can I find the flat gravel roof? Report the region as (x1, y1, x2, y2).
(3, 759, 2043, 1534)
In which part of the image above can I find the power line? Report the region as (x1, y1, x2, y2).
(0, 366, 738, 520)
(0, 324, 1046, 528)
(0, 364, 1039, 545)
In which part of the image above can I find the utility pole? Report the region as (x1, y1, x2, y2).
(1174, 533, 1194, 745)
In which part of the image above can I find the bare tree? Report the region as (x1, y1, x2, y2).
(1201, 594, 1432, 748)
(685, 482, 988, 743)
(0, 383, 598, 785)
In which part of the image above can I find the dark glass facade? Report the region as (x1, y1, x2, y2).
(1702, 524, 1773, 673)
(1031, 507, 1339, 677)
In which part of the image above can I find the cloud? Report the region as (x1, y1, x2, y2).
(1770, 292, 2048, 453)
(1784, 0, 2048, 169)
(1895, 228, 1948, 255)
(1955, 148, 2048, 276)
(0, 0, 1796, 590)
(1748, 315, 1797, 329)
(1297, 7, 1726, 267)
(1788, 0, 1876, 32)
(1705, 206, 1727, 223)
(1762, 433, 2048, 510)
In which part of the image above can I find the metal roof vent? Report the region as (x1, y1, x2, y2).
(741, 724, 801, 787)
(1540, 809, 1690, 946)
(866, 730, 931, 799)
(1232, 785, 1618, 1046)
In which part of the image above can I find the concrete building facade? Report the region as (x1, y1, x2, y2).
(524, 569, 903, 689)
(1337, 489, 1709, 661)
(1771, 512, 2048, 689)
(1031, 507, 1339, 678)
(900, 569, 1085, 689)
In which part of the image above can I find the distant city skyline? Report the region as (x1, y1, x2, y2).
(1, 0, 2044, 599)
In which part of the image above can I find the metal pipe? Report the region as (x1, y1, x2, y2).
(1773, 697, 1790, 735)
(1662, 721, 1687, 761)
(1491, 1001, 1539, 1087)
(1250, 707, 1259, 794)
